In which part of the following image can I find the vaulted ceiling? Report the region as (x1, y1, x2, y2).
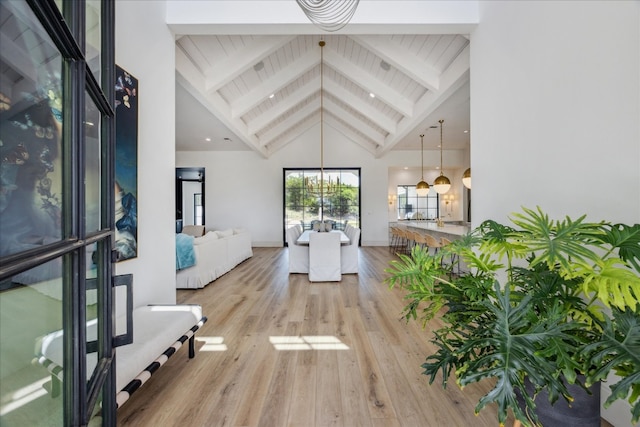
(175, 33, 470, 157)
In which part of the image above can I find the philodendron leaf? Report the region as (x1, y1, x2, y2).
(584, 307, 640, 423)
(451, 283, 573, 426)
(601, 223, 640, 273)
(579, 258, 640, 311)
(509, 206, 605, 276)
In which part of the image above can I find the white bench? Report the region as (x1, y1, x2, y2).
(34, 304, 207, 408)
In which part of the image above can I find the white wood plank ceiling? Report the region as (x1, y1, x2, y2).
(176, 34, 470, 157)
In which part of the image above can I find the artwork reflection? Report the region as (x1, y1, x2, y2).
(0, 73, 64, 283)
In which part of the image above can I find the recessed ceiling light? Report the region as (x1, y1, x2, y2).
(269, 93, 275, 99)
(369, 92, 375, 98)
(380, 60, 390, 71)
(253, 61, 264, 72)
(223, 137, 232, 142)
(464, 130, 469, 133)
(205, 137, 211, 142)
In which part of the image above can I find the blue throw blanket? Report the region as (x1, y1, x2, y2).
(176, 233, 196, 270)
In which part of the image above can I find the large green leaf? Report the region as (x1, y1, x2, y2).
(584, 307, 640, 423)
(510, 207, 605, 273)
(426, 283, 578, 426)
(385, 246, 450, 324)
(600, 223, 640, 273)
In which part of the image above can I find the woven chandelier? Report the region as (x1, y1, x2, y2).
(296, 0, 360, 32)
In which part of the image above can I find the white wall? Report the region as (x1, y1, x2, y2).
(471, 2, 640, 426)
(470, 0, 640, 227)
(115, 1, 176, 307)
(177, 123, 468, 246)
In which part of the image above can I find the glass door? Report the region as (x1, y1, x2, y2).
(0, 0, 116, 425)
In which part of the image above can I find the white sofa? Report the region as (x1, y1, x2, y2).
(176, 228, 252, 289)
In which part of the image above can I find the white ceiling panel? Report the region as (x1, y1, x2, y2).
(175, 33, 470, 156)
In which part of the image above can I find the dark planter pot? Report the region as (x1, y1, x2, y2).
(517, 376, 601, 427)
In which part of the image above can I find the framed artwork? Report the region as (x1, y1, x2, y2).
(114, 65, 138, 261)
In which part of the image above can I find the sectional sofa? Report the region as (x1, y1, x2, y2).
(176, 228, 252, 289)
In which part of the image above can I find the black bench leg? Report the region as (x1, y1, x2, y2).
(189, 335, 195, 358)
(51, 374, 61, 398)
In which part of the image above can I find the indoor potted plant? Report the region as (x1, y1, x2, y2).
(385, 206, 640, 426)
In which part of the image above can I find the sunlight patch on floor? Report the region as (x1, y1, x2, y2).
(0, 377, 50, 416)
(269, 335, 350, 351)
(195, 336, 228, 352)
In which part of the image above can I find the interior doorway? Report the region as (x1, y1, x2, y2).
(176, 167, 205, 233)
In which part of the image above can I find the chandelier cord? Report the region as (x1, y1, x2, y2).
(320, 40, 325, 216)
(420, 134, 425, 180)
(439, 119, 444, 176)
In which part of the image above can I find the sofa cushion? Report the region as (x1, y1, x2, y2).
(181, 225, 205, 237)
(215, 229, 234, 238)
(194, 231, 218, 245)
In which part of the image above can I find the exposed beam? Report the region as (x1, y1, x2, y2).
(246, 75, 319, 135)
(265, 115, 319, 154)
(324, 115, 379, 155)
(205, 35, 296, 92)
(177, 48, 268, 157)
(323, 48, 414, 117)
(231, 49, 319, 118)
(323, 98, 385, 146)
(259, 100, 319, 146)
(375, 44, 470, 158)
(351, 35, 440, 92)
(322, 79, 397, 135)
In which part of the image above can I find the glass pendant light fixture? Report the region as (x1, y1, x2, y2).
(416, 134, 429, 196)
(462, 168, 471, 189)
(433, 119, 451, 194)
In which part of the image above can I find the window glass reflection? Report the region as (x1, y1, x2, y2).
(85, 93, 101, 233)
(0, 258, 64, 425)
(86, 0, 101, 79)
(0, 0, 64, 259)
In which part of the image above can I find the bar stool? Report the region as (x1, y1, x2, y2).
(412, 231, 429, 251)
(424, 234, 442, 256)
(389, 226, 400, 253)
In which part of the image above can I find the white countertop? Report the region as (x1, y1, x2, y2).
(401, 221, 470, 236)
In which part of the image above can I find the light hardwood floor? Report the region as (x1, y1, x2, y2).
(116, 246, 505, 426)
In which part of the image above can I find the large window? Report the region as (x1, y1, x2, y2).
(396, 185, 439, 220)
(284, 168, 360, 240)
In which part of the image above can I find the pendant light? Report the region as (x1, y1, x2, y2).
(416, 134, 429, 196)
(433, 119, 451, 194)
(296, 0, 360, 32)
(462, 168, 471, 189)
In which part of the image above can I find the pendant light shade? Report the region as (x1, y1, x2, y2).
(433, 119, 450, 194)
(433, 174, 451, 194)
(462, 168, 471, 189)
(416, 134, 430, 196)
(416, 180, 429, 196)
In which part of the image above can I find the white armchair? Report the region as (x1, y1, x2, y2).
(286, 226, 309, 273)
(340, 226, 360, 274)
(309, 231, 341, 282)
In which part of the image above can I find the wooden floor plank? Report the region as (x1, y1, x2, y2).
(116, 247, 504, 427)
